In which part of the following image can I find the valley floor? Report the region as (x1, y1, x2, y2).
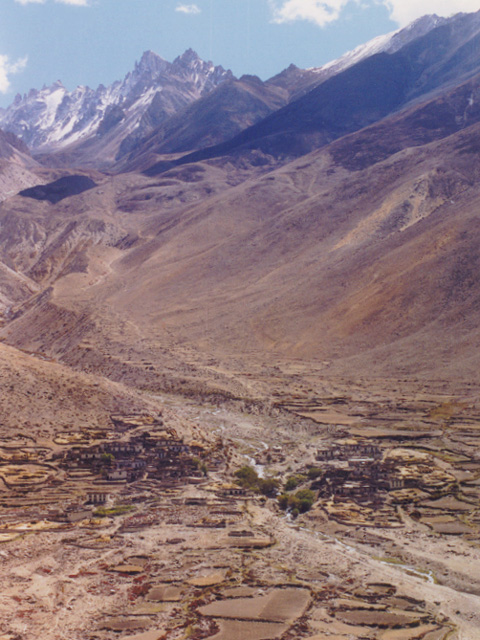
(1, 376, 480, 640)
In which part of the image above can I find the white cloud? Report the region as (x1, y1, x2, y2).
(15, 0, 90, 5)
(269, 0, 350, 27)
(55, 0, 90, 5)
(0, 55, 27, 94)
(382, 0, 480, 26)
(269, 0, 480, 28)
(175, 4, 201, 15)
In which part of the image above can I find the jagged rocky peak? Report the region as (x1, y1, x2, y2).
(239, 74, 264, 86)
(0, 48, 234, 156)
(266, 63, 320, 99)
(36, 80, 66, 96)
(172, 48, 234, 84)
(134, 50, 169, 76)
(386, 14, 447, 53)
(404, 13, 443, 31)
(267, 63, 304, 85)
(173, 48, 202, 66)
(284, 63, 300, 74)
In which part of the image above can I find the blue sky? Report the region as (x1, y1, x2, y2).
(0, 0, 479, 107)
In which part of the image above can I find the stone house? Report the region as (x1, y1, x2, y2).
(86, 491, 109, 504)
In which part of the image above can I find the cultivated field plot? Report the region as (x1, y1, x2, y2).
(0, 463, 55, 486)
(0, 386, 477, 639)
(198, 587, 311, 622)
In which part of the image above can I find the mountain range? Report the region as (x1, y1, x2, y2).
(0, 10, 480, 397)
(0, 13, 444, 171)
(0, 49, 233, 168)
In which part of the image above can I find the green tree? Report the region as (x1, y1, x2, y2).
(278, 488, 316, 514)
(234, 465, 259, 489)
(284, 474, 306, 491)
(278, 493, 290, 510)
(101, 452, 115, 466)
(258, 477, 280, 497)
(295, 489, 315, 513)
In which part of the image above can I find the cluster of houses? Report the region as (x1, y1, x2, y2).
(315, 441, 405, 504)
(62, 430, 206, 485)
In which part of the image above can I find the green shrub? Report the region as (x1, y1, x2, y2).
(278, 493, 290, 510)
(234, 465, 259, 489)
(295, 489, 315, 513)
(234, 465, 279, 497)
(284, 474, 306, 490)
(278, 488, 315, 514)
(258, 477, 280, 497)
(193, 457, 208, 476)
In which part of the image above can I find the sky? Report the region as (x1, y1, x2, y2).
(0, 0, 479, 107)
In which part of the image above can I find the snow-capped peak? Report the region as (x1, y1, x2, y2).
(135, 50, 169, 76)
(0, 50, 234, 156)
(309, 14, 447, 77)
(174, 48, 202, 66)
(314, 30, 398, 74)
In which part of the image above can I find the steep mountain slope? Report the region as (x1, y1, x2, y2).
(0, 50, 233, 168)
(2, 11, 480, 391)
(0, 340, 168, 436)
(267, 13, 446, 100)
(0, 129, 44, 313)
(156, 10, 480, 174)
(0, 127, 38, 188)
(121, 75, 289, 171)
(0, 128, 29, 159)
(3, 65, 480, 387)
(95, 118, 480, 382)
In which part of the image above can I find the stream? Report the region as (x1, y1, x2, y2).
(295, 524, 436, 584)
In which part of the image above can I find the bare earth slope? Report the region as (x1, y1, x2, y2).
(0, 129, 41, 201)
(0, 341, 167, 435)
(2, 86, 480, 386)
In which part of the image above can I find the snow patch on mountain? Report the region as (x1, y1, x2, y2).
(0, 50, 233, 154)
(310, 14, 447, 77)
(317, 31, 398, 74)
(0, 15, 447, 162)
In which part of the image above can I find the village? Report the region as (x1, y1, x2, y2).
(0, 402, 477, 539)
(0, 411, 232, 529)
(0, 393, 479, 639)
(315, 441, 404, 502)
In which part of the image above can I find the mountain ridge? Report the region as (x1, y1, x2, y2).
(0, 14, 447, 171)
(0, 49, 233, 168)
(146, 10, 480, 175)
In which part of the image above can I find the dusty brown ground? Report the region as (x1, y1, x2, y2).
(0, 380, 479, 639)
(2, 87, 480, 640)
(4, 121, 480, 388)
